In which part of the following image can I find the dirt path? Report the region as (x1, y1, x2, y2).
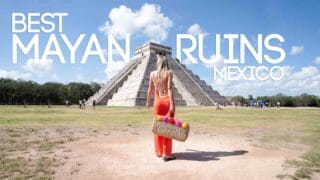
(54, 127, 303, 180)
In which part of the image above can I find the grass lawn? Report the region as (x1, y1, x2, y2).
(0, 105, 319, 179)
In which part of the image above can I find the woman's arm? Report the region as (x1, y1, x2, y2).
(168, 71, 175, 113)
(146, 73, 154, 109)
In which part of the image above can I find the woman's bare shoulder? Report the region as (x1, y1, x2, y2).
(150, 70, 157, 75)
(150, 70, 156, 78)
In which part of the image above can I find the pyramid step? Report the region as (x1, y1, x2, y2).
(177, 59, 227, 103)
(87, 57, 142, 105)
(168, 57, 216, 106)
(107, 55, 150, 106)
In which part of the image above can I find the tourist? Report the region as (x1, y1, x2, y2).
(79, 100, 82, 109)
(93, 100, 96, 109)
(146, 54, 176, 162)
(82, 99, 86, 109)
(46, 99, 51, 108)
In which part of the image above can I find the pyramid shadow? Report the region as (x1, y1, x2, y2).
(174, 149, 248, 161)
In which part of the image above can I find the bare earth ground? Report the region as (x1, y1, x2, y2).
(50, 125, 305, 180)
(1, 107, 319, 179)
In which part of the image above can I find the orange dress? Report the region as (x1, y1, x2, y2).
(152, 71, 174, 157)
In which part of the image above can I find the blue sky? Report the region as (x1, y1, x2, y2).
(0, 0, 319, 96)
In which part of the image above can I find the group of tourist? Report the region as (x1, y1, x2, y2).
(78, 99, 96, 109)
(79, 99, 86, 109)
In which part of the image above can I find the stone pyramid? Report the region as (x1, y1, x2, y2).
(87, 42, 226, 106)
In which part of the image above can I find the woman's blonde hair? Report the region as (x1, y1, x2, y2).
(156, 54, 170, 80)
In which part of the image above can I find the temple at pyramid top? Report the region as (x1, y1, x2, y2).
(87, 42, 227, 106)
(134, 42, 172, 56)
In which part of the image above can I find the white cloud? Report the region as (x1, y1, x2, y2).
(105, 60, 127, 80)
(103, 48, 121, 60)
(314, 56, 320, 64)
(203, 54, 224, 69)
(290, 46, 304, 55)
(183, 58, 193, 66)
(187, 24, 207, 36)
(212, 65, 320, 96)
(289, 66, 318, 80)
(99, 3, 173, 42)
(183, 54, 223, 67)
(23, 58, 53, 74)
(76, 73, 85, 81)
(0, 69, 32, 80)
(51, 73, 58, 80)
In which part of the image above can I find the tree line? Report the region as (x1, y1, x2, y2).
(0, 78, 101, 105)
(1, 78, 319, 107)
(231, 94, 320, 107)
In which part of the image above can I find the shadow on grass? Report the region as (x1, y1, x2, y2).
(174, 149, 248, 161)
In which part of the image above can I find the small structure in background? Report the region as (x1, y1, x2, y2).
(249, 100, 255, 107)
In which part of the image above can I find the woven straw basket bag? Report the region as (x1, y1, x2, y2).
(152, 117, 190, 142)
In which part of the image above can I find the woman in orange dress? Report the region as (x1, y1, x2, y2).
(146, 54, 176, 161)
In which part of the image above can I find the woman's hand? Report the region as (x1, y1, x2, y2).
(146, 101, 150, 109)
(169, 103, 175, 113)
